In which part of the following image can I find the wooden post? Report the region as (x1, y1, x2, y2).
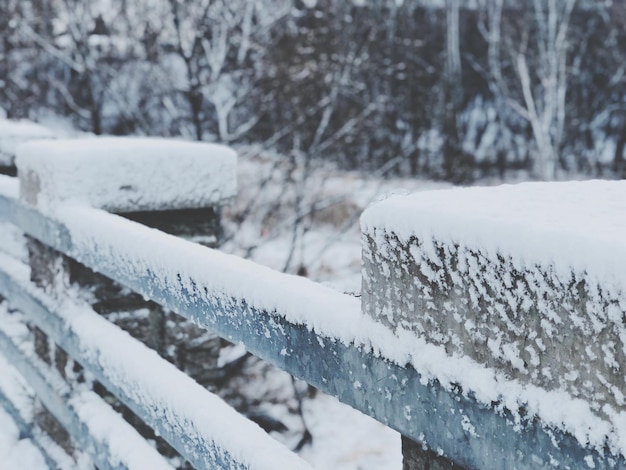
(361, 182, 626, 468)
(402, 436, 458, 470)
(27, 237, 70, 372)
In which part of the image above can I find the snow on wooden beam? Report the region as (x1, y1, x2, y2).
(0, 310, 173, 470)
(0, 373, 59, 469)
(361, 181, 626, 466)
(0, 253, 311, 470)
(15, 137, 236, 213)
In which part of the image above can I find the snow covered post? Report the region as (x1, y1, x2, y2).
(0, 120, 57, 358)
(16, 137, 236, 378)
(0, 119, 56, 176)
(361, 182, 626, 468)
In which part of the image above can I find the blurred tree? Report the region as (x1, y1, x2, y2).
(485, 0, 576, 180)
(1, 0, 625, 180)
(165, 0, 289, 142)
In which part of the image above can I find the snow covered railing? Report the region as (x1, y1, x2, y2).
(0, 138, 310, 469)
(0, 252, 307, 470)
(0, 136, 624, 469)
(0, 302, 174, 470)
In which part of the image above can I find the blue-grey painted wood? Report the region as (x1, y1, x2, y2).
(0, 190, 623, 469)
(0, 322, 133, 470)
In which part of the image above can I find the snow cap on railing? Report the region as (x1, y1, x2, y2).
(360, 180, 626, 456)
(15, 137, 236, 212)
(0, 119, 56, 167)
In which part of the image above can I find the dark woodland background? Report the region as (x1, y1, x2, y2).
(1, 0, 625, 182)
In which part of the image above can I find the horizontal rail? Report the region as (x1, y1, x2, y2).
(0, 382, 58, 469)
(0, 387, 35, 446)
(0, 182, 622, 469)
(0, 253, 310, 470)
(0, 310, 172, 470)
(0, 355, 87, 470)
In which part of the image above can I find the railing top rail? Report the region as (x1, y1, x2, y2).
(0, 251, 310, 470)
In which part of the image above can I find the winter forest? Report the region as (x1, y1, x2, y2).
(2, 0, 625, 183)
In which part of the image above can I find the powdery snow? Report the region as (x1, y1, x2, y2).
(68, 389, 175, 470)
(0, 407, 47, 470)
(16, 137, 237, 212)
(0, 119, 56, 167)
(56, 203, 372, 348)
(4, 150, 623, 464)
(0, 168, 404, 469)
(361, 180, 626, 289)
(0, 302, 176, 470)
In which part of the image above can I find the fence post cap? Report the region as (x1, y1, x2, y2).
(16, 137, 237, 212)
(361, 180, 626, 447)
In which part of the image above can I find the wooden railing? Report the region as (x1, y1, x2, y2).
(0, 137, 622, 469)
